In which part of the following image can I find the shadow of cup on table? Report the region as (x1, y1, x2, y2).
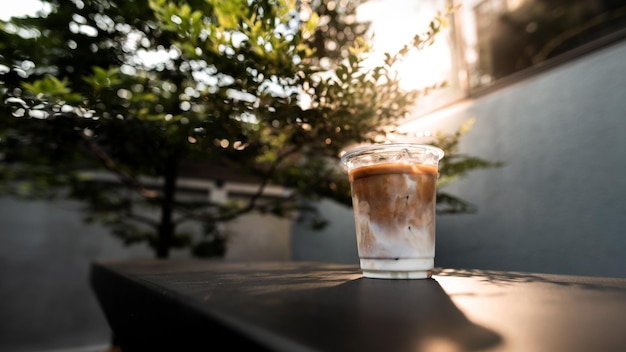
(213, 265, 504, 351)
(329, 277, 502, 352)
(91, 260, 502, 352)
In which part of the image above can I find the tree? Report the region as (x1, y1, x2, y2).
(0, 0, 500, 258)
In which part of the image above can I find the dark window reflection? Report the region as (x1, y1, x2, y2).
(468, 0, 626, 89)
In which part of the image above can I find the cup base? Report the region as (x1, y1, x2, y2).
(362, 270, 432, 279)
(360, 258, 434, 280)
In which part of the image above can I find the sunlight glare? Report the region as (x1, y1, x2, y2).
(0, 0, 51, 20)
(356, 0, 453, 91)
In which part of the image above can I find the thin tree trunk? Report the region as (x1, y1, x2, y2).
(156, 156, 178, 258)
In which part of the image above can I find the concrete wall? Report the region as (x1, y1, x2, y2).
(292, 40, 626, 279)
(292, 198, 359, 264)
(223, 211, 293, 262)
(0, 197, 152, 352)
(0, 193, 292, 352)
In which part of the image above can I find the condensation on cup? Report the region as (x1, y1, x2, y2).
(341, 143, 445, 279)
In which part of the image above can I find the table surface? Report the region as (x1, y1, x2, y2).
(90, 259, 626, 352)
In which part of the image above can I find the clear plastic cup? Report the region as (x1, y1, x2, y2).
(341, 143, 444, 279)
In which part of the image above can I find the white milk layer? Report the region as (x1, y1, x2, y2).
(353, 175, 436, 260)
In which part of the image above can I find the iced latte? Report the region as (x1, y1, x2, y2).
(341, 144, 444, 279)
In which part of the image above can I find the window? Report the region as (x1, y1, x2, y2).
(463, 0, 626, 91)
(359, 0, 626, 117)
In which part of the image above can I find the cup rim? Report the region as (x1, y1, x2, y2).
(341, 143, 444, 165)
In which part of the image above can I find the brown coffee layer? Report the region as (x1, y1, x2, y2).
(349, 163, 438, 257)
(349, 163, 438, 181)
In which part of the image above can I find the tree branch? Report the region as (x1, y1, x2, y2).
(79, 131, 159, 200)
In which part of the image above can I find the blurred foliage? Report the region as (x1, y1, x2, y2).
(0, 0, 501, 258)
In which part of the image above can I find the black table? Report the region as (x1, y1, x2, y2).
(90, 259, 626, 352)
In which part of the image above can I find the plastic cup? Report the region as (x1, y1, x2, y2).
(341, 143, 444, 279)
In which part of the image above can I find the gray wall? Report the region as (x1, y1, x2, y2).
(433, 40, 626, 278)
(292, 40, 626, 279)
(292, 198, 359, 264)
(0, 193, 292, 352)
(0, 197, 153, 352)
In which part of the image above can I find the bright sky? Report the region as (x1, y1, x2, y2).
(0, 0, 49, 21)
(357, 0, 453, 91)
(0, 0, 452, 91)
